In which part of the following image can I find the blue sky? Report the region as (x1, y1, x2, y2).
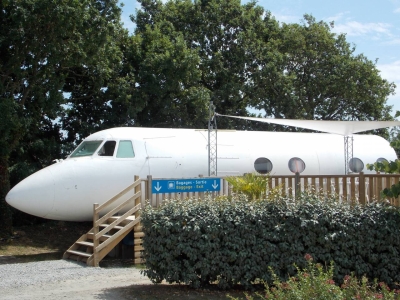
(119, 0, 400, 115)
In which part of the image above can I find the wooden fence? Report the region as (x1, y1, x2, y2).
(137, 173, 400, 207)
(267, 173, 400, 206)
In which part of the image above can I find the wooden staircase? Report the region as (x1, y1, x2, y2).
(63, 176, 142, 266)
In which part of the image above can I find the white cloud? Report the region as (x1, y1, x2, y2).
(379, 60, 400, 82)
(333, 21, 392, 37)
(395, 7, 400, 13)
(325, 11, 349, 23)
(386, 38, 400, 45)
(378, 61, 400, 112)
(387, 94, 400, 114)
(270, 12, 301, 24)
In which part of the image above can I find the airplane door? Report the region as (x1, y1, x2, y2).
(144, 137, 183, 178)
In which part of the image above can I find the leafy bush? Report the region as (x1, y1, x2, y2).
(225, 173, 281, 200)
(230, 255, 400, 300)
(140, 193, 400, 289)
(366, 160, 400, 200)
(381, 181, 400, 199)
(366, 159, 400, 174)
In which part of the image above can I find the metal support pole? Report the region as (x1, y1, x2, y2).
(208, 101, 217, 176)
(147, 175, 152, 206)
(344, 135, 354, 174)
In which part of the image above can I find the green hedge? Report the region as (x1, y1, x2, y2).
(140, 194, 400, 289)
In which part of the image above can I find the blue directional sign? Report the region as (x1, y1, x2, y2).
(152, 178, 221, 194)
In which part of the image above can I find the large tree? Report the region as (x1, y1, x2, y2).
(132, 0, 280, 129)
(131, 2, 395, 130)
(127, 21, 209, 128)
(250, 15, 396, 123)
(0, 0, 126, 237)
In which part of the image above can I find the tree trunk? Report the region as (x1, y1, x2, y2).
(0, 156, 13, 239)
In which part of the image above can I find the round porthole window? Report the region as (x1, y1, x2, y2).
(254, 157, 273, 174)
(349, 157, 364, 173)
(288, 157, 306, 174)
(376, 157, 388, 164)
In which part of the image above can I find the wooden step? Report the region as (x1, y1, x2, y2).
(100, 224, 124, 230)
(66, 249, 92, 258)
(76, 241, 94, 247)
(108, 215, 135, 221)
(63, 176, 143, 267)
(87, 233, 111, 241)
(108, 216, 136, 225)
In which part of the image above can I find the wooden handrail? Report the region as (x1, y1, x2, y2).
(364, 174, 400, 178)
(95, 202, 141, 240)
(95, 191, 141, 226)
(95, 178, 141, 213)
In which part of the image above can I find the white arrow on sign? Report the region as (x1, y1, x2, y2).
(155, 182, 162, 191)
(212, 180, 219, 189)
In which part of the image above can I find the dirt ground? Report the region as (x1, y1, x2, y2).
(2, 277, 252, 300)
(1, 261, 251, 300)
(0, 222, 253, 300)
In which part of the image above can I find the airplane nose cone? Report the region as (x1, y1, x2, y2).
(6, 168, 55, 218)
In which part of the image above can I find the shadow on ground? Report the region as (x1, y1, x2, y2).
(100, 284, 252, 300)
(0, 252, 63, 264)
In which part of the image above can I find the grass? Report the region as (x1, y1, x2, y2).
(0, 221, 92, 262)
(229, 255, 400, 300)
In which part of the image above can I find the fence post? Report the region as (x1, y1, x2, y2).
(295, 172, 300, 199)
(93, 203, 99, 267)
(147, 175, 152, 207)
(359, 172, 366, 205)
(377, 172, 382, 201)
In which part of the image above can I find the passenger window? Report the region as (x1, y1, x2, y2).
(349, 157, 364, 173)
(288, 157, 306, 173)
(116, 140, 135, 158)
(254, 157, 273, 174)
(98, 141, 116, 156)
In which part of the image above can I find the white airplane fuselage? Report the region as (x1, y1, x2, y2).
(6, 127, 397, 221)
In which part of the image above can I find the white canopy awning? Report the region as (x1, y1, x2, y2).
(217, 114, 400, 136)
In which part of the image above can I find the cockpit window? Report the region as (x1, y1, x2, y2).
(116, 140, 135, 158)
(98, 141, 116, 156)
(70, 140, 103, 157)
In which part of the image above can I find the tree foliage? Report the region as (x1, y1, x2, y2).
(132, 2, 395, 130)
(250, 15, 395, 123)
(132, 0, 281, 129)
(0, 0, 127, 236)
(127, 21, 208, 128)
